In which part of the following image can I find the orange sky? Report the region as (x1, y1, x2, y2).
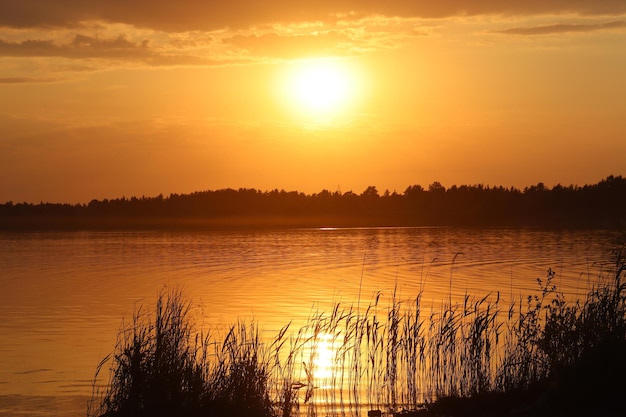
(1, 1, 625, 203)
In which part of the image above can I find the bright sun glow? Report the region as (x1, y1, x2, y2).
(312, 333, 336, 381)
(281, 57, 361, 120)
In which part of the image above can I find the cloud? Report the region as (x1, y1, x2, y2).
(497, 19, 626, 35)
(225, 31, 352, 58)
(0, 77, 61, 84)
(0, 4, 623, 73)
(0, 33, 235, 67)
(222, 15, 432, 59)
(0, 15, 425, 68)
(0, 34, 151, 59)
(1, 1, 625, 32)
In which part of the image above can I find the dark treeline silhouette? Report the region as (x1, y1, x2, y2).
(2, 175, 625, 230)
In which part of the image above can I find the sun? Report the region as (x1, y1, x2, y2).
(290, 61, 350, 112)
(280, 57, 361, 121)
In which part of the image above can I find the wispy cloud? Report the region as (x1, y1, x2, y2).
(497, 20, 626, 35)
(0, 14, 429, 69)
(0, 3, 624, 75)
(0, 33, 239, 68)
(223, 17, 427, 59)
(225, 32, 349, 59)
(0, 35, 151, 59)
(1, 1, 625, 32)
(0, 77, 62, 84)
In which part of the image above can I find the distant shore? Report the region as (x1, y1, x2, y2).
(2, 176, 625, 231)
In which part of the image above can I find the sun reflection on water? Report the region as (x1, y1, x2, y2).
(311, 332, 336, 383)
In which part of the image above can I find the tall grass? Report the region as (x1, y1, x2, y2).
(90, 245, 626, 417)
(89, 288, 278, 417)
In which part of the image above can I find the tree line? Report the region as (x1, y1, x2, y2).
(1, 175, 625, 229)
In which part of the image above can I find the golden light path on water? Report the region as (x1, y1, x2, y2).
(313, 333, 336, 382)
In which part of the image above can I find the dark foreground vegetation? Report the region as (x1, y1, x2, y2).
(3, 176, 626, 229)
(89, 241, 626, 417)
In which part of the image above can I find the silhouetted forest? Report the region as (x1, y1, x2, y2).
(2, 176, 625, 230)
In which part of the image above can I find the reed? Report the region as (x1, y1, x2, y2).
(90, 244, 626, 417)
(89, 289, 277, 417)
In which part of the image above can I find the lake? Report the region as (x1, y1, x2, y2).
(0, 227, 621, 416)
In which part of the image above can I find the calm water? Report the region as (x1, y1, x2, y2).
(0, 227, 620, 416)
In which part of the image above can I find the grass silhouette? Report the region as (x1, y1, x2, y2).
(89, 244, 626, 417)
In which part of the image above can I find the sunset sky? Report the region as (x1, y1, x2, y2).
(1, 1, 625, 204)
